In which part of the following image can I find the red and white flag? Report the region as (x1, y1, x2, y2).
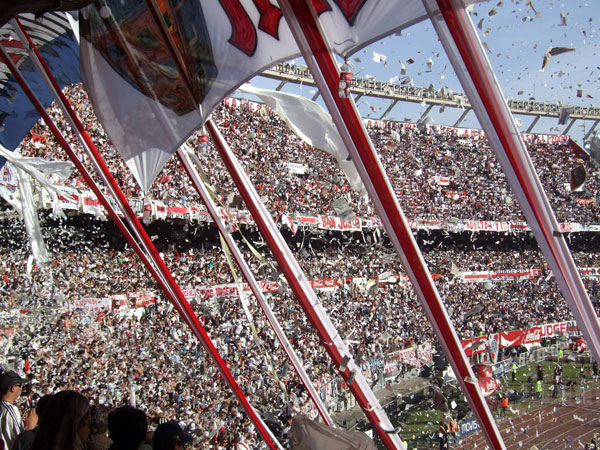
(281, 213, 297, 235)
(79, 0, 486, 192)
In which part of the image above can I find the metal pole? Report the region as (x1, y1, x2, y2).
(177, 146, 333, 425)
(277, 0, 501, 448)
(7, 20, 278, 449)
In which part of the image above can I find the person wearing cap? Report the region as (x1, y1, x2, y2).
(152, 421, 193, 450)
(1, 371, 37, 450)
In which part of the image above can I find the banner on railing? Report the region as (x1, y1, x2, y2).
(458, 418, 480, 438)
(363, 342, 434, 375)
(318, 215, 362, 232)
(459, 269, 541, 283)
(462, 221, 510, 232)
(56, 186, 79, 211)
(31, 182, 598, 235)
(465, 320, 581, 356)
(579, 267, 600, 278)
(0, 163, 16, 187)
(72, 297, 111, 312)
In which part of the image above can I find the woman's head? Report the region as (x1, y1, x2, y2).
(32, 390, 91, 450)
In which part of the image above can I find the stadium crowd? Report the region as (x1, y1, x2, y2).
(0, 82, 599, 449)
(15, 83, 600, 225)
(1, 213, 599, 449)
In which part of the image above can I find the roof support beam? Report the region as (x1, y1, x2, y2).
(526, 115, 540, 134)
(453, 108, 470, 127)
(585, 119, 599, 141)
(563, 117, 577, 135)
(275, 79, 287, 91)
(418, 103, 434, 122)
(380, 99, 398, 120)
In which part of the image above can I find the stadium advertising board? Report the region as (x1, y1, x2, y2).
(461, 336, 488, 357)
(458, 418, 480, 438)
(497, 321, 579, 348)
(491, 359, 512, 378)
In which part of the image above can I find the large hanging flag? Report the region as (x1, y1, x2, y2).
(0, 144, 74, 265)
(239, 83, 365, 193)
(79, 0, 300, 192)
(79, 0, 485, 192)
(0, 12, 81, 165)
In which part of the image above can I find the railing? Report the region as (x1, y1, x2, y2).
(263, 63, 600, 120)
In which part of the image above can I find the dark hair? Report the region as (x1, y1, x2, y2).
(31, 390, 90, 450)
(35, 394, 54, 418)
(108, 406, 147, 450)
(90, 404, 113, 435)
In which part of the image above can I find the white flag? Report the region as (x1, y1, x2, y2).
(239, 84, 364, 193)
(79, 0, 486, 191)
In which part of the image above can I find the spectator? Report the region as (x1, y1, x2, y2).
(0, 370, 37, 450)
(30, 390, 90, 450)
(12, 394, 53, 450)
(107, 407, 147, 450)
(535, 379, 543, 399)
(501, 394, 508, 417)
(87, 404, 113, 450)
(152, 421, 192, 450)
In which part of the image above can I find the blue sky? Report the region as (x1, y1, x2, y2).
(248, 1, 599, 145)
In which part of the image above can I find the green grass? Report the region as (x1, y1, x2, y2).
(386, 359, 600, 449)
(395, 402, 445, 448)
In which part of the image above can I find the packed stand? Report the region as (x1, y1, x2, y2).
(1, 214, 599, 448)
(3, 81, 600, 448)
(15, 83, 600, 225)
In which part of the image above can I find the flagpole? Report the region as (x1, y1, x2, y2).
(139, 0, 332, 425)
(424, 0, 600, 365)
(143, 4, 401, 443)
(6, 21, 279, 450)
(277, 1, 504, 449)
(206, 119, 404, 450)
(177, 145, 333, 425)
(0, 39, 167, 297)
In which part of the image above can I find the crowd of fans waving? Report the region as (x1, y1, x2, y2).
(16, 83, 600, 225)
(0, 82, 599, 449)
